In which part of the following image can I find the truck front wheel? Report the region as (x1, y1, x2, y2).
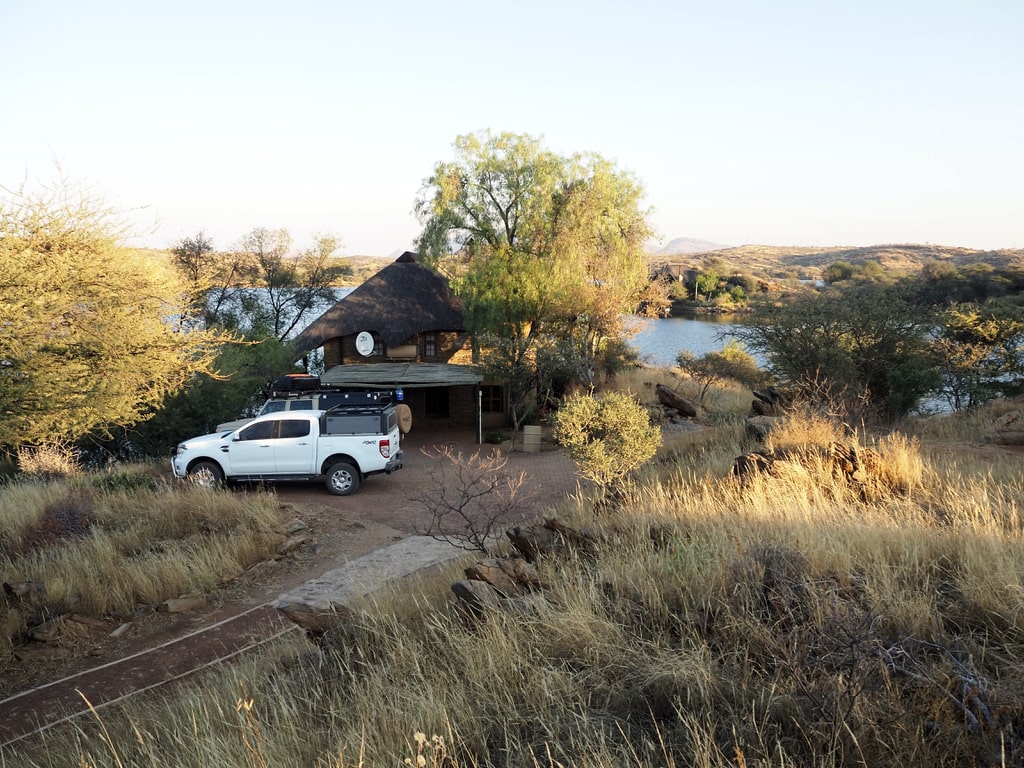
(326, 462, 360, 496)
(188, 460, 224, 489)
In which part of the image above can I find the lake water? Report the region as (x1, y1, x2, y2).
(627, 314, 757, 368)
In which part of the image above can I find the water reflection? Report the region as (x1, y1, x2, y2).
(628, 315, 762, 368)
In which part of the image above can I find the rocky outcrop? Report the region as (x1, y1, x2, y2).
(750, 387, 793, 417)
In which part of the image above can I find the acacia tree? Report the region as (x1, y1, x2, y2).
(236, 227, 344, 341)
(931, 306, 1023, 410)
(735, 283, 939, 420)
(415, 131, 652, 428)
(0, 179, 227, 449)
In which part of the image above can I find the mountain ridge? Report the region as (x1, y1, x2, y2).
(649, 241, 1024, 279)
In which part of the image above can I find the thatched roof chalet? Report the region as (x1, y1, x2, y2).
(289, 252, 484, 396)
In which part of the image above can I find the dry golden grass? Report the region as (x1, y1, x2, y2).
(8, 396, 1024, 767)
(0, 465, 283, 652)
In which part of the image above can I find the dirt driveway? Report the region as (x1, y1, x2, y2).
(236, 427, 581, 601)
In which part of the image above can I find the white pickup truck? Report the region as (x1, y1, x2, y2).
(171, 404, 403, 495)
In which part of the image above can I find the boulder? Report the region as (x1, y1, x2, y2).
(750, 387, 793, 417)
(745, 416, 782, 442)
(655, 385, 698, 418)
(464, 558, 539, 596)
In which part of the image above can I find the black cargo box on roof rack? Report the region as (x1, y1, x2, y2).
(270, 374, 320, 393)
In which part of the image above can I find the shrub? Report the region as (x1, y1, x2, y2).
(17, 443, 81, 479)
(553, 390, 661, 492)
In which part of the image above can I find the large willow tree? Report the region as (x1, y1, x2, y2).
(0, 179, 227, 448)
(415, 131, 653, 426)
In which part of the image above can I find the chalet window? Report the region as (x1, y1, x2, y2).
(422, 331, 437, 358)
(424, 387, 449, 417)
(372, 338, 385, 356)
(480, 385, 504, 413)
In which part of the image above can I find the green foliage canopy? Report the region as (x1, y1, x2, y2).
(676, 340, 765, 404)
(415, 131, 653, 422)
(736, 283, 940, 419)
(0, 180, 227, 448)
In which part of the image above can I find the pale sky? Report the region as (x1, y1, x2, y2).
(2, 0, 1021, 256)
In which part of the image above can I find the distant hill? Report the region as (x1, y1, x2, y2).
(654, 237, 731, 255)
(341, 255, 392, 284)
(648, 242, 1024, 280)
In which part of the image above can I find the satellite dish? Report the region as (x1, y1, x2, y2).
(355, 331, 374, 357)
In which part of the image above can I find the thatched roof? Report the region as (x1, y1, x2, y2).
(290, 252, 465, 354)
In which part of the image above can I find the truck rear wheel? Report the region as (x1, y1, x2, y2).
(325, 462, 360, 496)
(188, 460, 224, 489)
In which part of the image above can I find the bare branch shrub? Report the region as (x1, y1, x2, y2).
(17, 442, 81, 479)
(411, 445, 531, 553)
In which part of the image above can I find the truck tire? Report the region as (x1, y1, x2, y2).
(395, 403, 413, 435)
(188, 460, 224, 489)
(325, 462, 360, 496)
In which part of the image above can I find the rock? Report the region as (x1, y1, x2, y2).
(276, 532, 311, 556)
(751, 387, 793, 417)
(745, 416, 782, 442)
(450, 580, 547, 618)
(276, 602, 353, 637)
(450, 580, 504, 616)
(464, 558, 540, 596)
(506, 519, 594, 562)
(506, 523, 562, 562)
(655, 385, 698, 418)
(732, 451, 774, 478)
(284, 518, 309, 535)
(161, 596, 206, 613)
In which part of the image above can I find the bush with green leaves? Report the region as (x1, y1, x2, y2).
(676, 339, 765, 404)
(735, 283, 940, 420)
(552, 390, 661, 491)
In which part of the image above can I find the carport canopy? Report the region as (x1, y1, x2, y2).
(319, 362, 483, 389)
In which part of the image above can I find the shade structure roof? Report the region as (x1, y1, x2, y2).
(320, 362, 482, 389)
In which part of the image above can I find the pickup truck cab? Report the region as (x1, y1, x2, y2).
(171, 404, 402, 495)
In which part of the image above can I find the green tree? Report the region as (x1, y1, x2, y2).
(415, 131, 652, 427)
(676, 340, 765, 404)
(735, 284, 939, 420)
(0, 179, 226, 449)
(694, 269, 720, 301)
(931, 306, 1024, 410)
(552, 390, 661, 493)
(129, 338, 297, 456)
